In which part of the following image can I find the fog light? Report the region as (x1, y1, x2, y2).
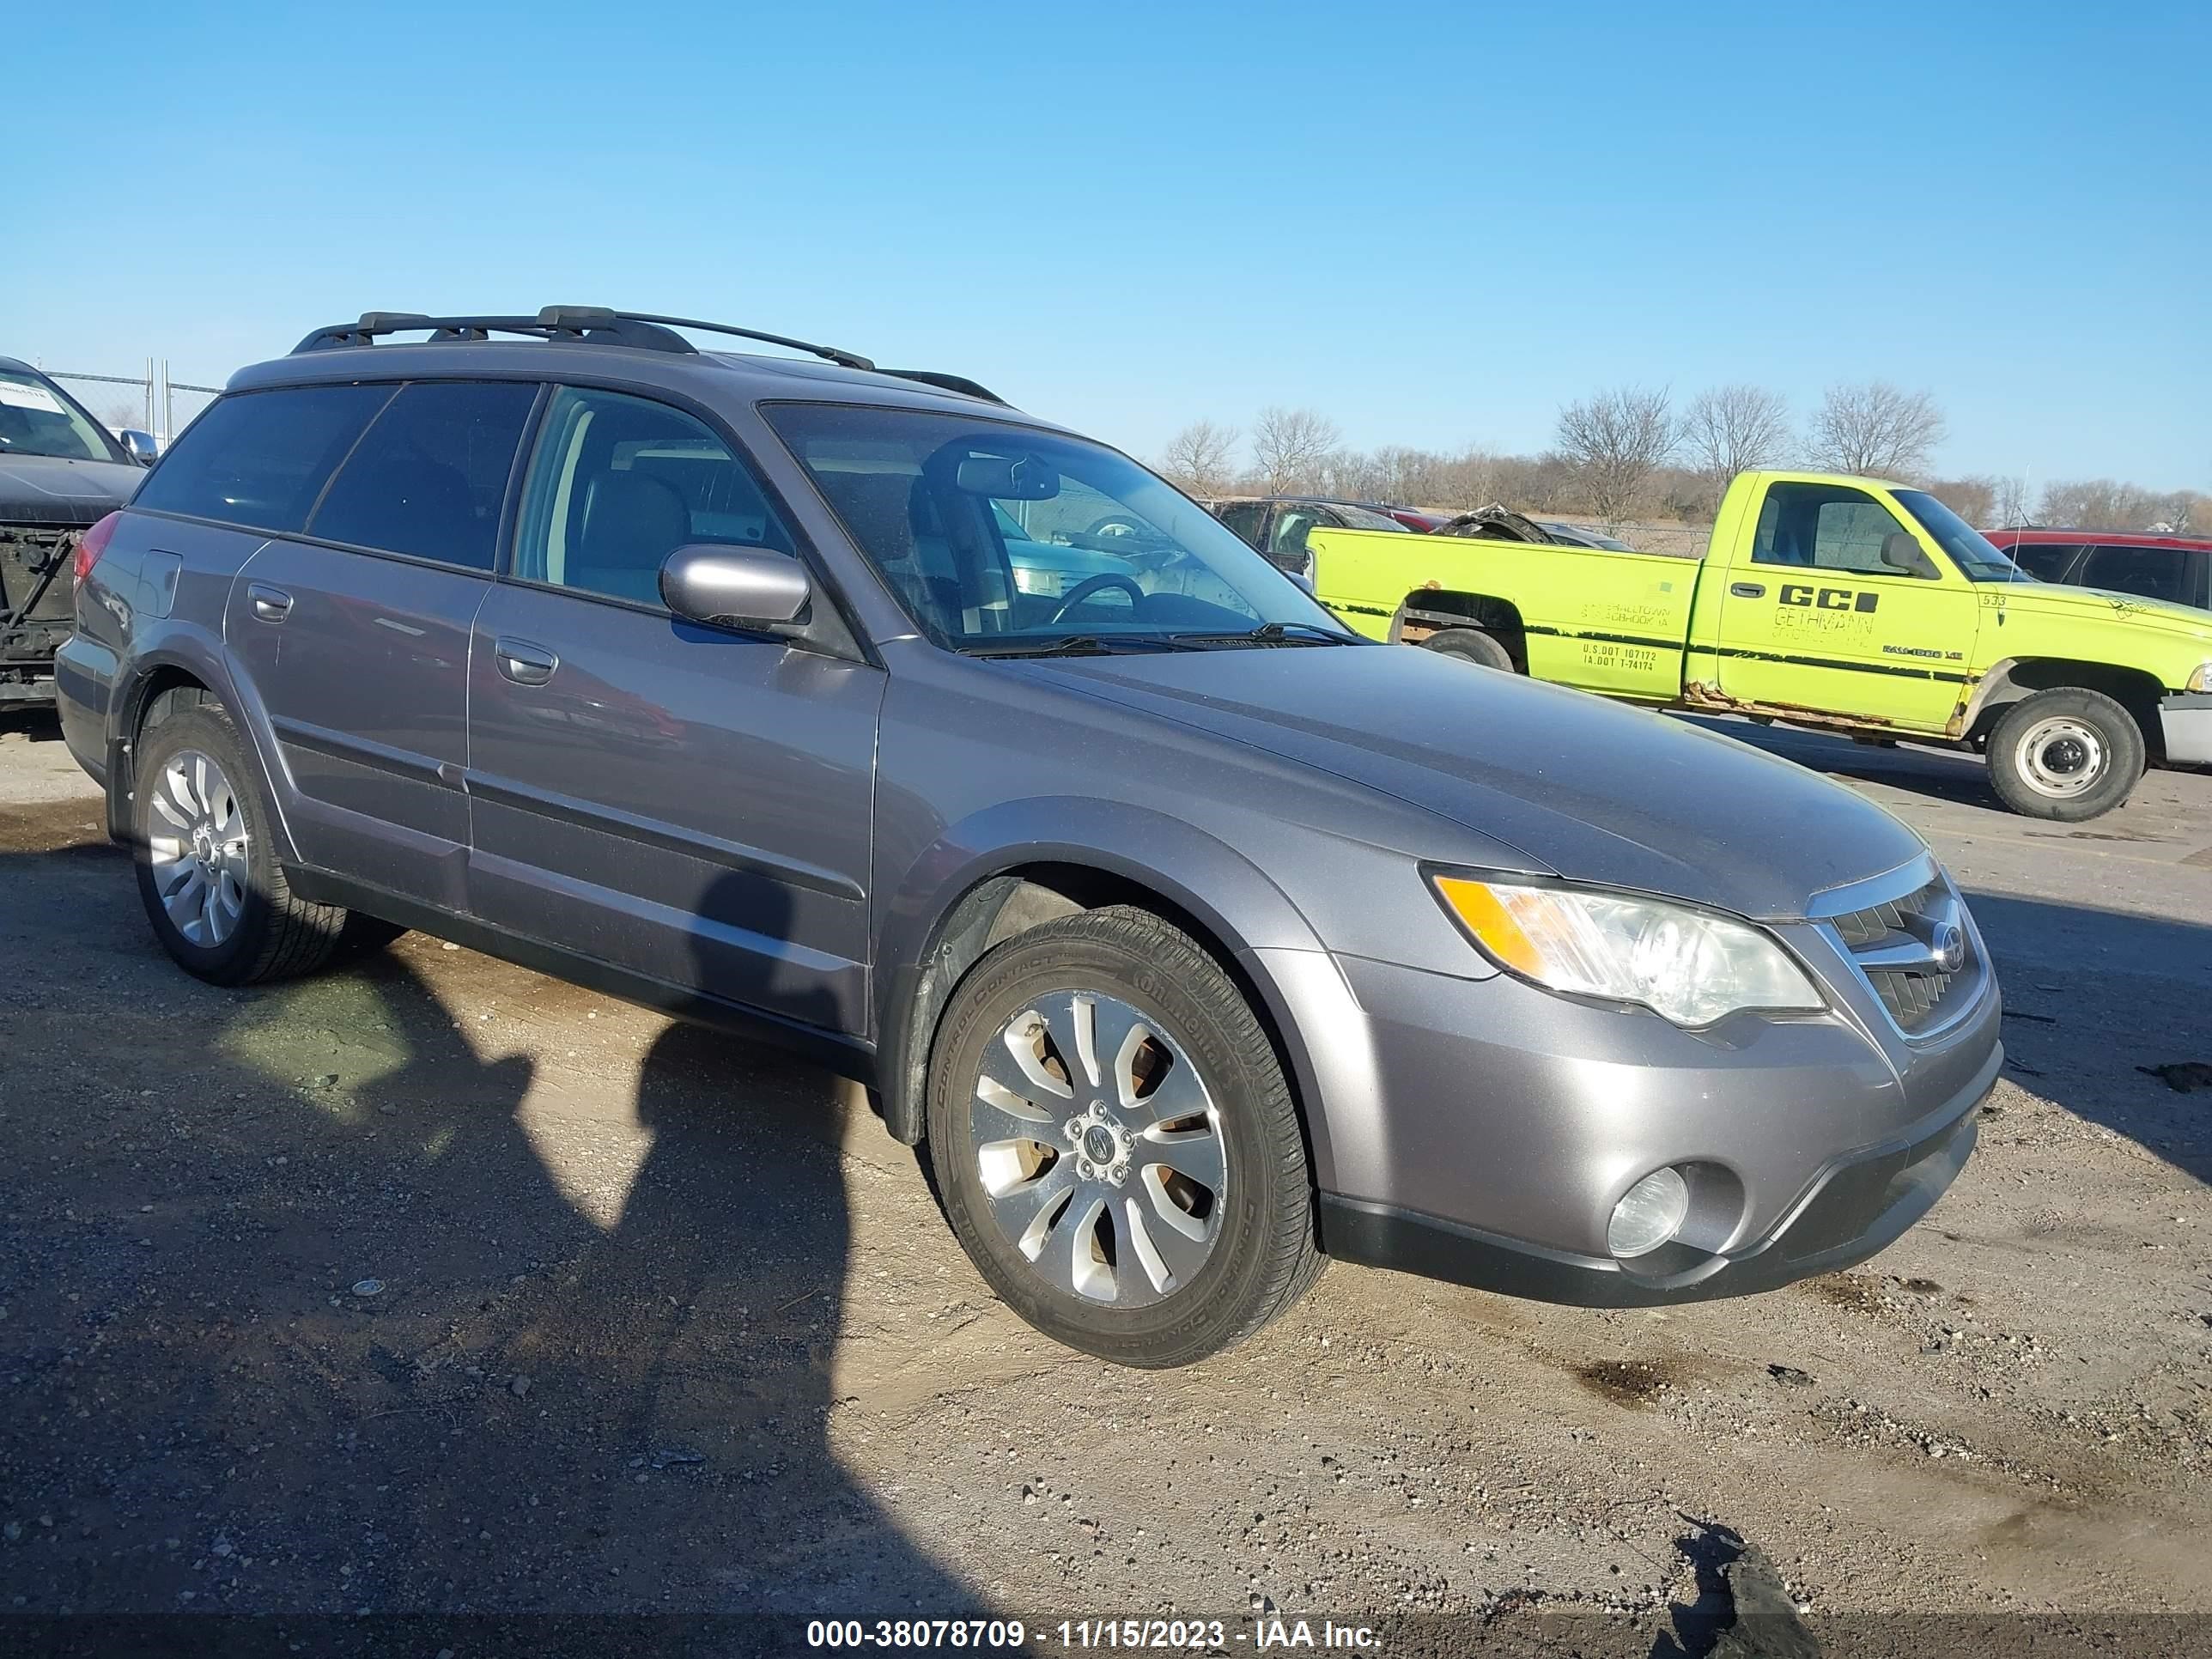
(1608, 1167, 1690, 1259)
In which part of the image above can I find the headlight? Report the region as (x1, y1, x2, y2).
(1430, 874, 1825, 1027)
(2186, 662, 2212, 693)
(1012, 566, 1063, 597)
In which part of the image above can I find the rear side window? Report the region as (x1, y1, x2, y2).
(2080, 544, 2193, 606)
(131, 385, 391, 532)
(2006, 543, 2082, 583)
(307, 381, 539, 570)
(512, 386, 796, 606)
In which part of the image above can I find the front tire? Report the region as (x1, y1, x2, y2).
(132, 699, 352, 985)
(1985, 688, 2144, 821)
(925, 907, 1321, 1367)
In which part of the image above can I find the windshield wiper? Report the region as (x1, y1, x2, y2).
(963, 634, 1198, 659)
(1182, 621, 1360, 647)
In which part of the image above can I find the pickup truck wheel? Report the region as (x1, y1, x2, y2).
(925, 906, 1321, 1368)
(1986, 688, 2144, 821)
(132, 701, 351, 985)
(1422, 628, 1514, 671)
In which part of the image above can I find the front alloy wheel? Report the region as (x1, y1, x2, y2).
(970, 990, 1228, 1307)
(927, 906, 1322, 1367)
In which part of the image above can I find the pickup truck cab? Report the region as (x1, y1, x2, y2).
(1308, 470, 2212, 820)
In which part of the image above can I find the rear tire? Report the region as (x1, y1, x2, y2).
(925, 906, 1321, 1368)
(132, 700, 351, 985)
(1422, 627, 1514, 671)
(1985, 688, 2143, 821)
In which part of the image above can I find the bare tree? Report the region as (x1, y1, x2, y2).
(1808, 382, 1946, 478)
(1681, 385, 1791, 494)
(1554, 386, 1677, 531)
(1991, 475, 2032, 527)
(1250, 406, 1342, 495)
(1923, 476, 1997, 526)
(1157, 420, 1243, 495)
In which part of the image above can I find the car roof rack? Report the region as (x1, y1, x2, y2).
(289, 307, 1006, 404)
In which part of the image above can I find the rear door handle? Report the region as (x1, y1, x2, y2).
(494, 636, 557, 686)
(247, 583, 293, 623)
(1729, 582, 1766, 599)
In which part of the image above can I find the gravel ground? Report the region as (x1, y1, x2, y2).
(2, 708, 2209, 1650)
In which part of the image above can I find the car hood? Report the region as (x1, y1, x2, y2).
(1024, 645, 1927, 920)
(1998, 580, 2212, 639)
(0, 453, 141, 526)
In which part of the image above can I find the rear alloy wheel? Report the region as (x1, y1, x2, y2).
(927, 907, 1321, 1367)
(1985, 687, 2144, 821)
(133, 699, 355, 984)
(1421, 627, 1514, 671)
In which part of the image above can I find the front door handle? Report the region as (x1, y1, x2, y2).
(494, 636, 557, 686)
(1730, 582, 1766, 599)
(247, 583, 293, 623)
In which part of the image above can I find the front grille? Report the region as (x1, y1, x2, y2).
(1820, 872, 1977, 1036)
(1865, 966, 1956, 1030)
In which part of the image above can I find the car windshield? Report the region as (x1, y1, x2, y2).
(1894, 489, 2033, 584)
(763, 404, 1360, 653)
(0, 368, 124, 464)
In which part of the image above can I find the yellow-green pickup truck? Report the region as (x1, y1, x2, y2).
(1307, 470, 2212, 820)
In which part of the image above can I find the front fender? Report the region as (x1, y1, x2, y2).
(872, 796, 1353, 1184)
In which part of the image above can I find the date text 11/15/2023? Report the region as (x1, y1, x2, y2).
(805, 1617, 1382, 1650)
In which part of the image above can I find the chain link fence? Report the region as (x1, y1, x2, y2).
(45, 363, 222, 450)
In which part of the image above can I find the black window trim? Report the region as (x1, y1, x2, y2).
(497, 377, 872, 664)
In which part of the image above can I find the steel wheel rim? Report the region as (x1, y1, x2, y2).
(969, 990, 1227, 1309)
(2017, 716, 2105, 798)
(146, 748, 249, 946)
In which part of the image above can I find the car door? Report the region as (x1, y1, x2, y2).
(465, 384, 883, 1036)
(223, 379, 541, 912)
(1714, 479, 1979, 729)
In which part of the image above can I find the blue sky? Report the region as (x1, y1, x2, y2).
(15, 1, 2208, 489)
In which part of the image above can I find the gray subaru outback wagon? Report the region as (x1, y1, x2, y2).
(56, 307, 2002, 1367)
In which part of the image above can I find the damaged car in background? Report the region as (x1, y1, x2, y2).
(0, 357, 154, 708)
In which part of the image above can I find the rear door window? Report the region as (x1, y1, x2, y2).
(1214, 501, 1267, 547)
(2006, 543, 2083, 582)
(2079, 544, 2194, 606)
(307, 381, 540, 570)
(131, 385, 392, 533)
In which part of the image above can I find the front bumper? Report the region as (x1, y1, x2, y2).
(1266, 886, 2002, 1307)
(2159, 692, 2212, 768)
(1318, 1041, 1991, 1306)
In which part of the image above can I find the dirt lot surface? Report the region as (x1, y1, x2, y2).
(3, 709, 2209, 1651)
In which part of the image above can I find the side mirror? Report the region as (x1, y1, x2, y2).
(120, 429, 159, 465)
(1881, 531, 1936, 579)
(659, 544, 811, 630)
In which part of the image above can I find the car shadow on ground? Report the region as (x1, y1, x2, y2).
(0, 843, 967, 1632)
(1963, 890, 2212, 1188)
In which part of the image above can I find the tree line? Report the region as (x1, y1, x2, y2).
(1158, 385, 2205, 536)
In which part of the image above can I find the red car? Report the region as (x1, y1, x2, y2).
(1985, 527, 2212, 612)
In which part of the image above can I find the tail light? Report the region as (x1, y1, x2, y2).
(73, 511, 121, 588)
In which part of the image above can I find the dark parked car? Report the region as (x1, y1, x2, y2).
(58, 307, 1999, 1367)
(1209, 495, 1419, 580)
(1984, 527, 2212, 612)
(0, 356, 156, 706)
